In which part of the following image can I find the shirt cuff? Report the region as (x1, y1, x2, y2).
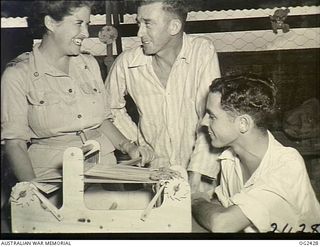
(1, 122, 31, 142)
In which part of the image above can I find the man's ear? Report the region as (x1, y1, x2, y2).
(169, 18, 182, 35)
(44, 15, 56, 32)
(238, 114, 251, 134)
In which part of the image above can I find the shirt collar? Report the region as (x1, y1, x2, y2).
(178, 33, 192, 64)
(128, 32, 191, 68)
(128, 47, 148, 68)
(218, 147, 237, 161)
(258, 130, 274, 168)
(32, 43, 62, 77)
(217, 130, 275, 163)
(31, 43, 85, 78)
(244, 130, 274, 186)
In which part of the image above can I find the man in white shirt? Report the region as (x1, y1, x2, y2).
(192, 74, 320, 232)
(105, 0, 221, 191)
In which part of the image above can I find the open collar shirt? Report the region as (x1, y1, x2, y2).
(1, 44, 111, 141)
(215, 131, 320, 232)
(1, 44, 114, 156)
(106, 33, 221, 177)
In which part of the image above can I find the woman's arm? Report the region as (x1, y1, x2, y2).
(100, 119, 136, 151)
(5, 139, 35, 181)
(99, 119, 155, 165)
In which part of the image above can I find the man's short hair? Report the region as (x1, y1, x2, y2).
(209, 74, 278, 128)
(138, 0, 189, 26)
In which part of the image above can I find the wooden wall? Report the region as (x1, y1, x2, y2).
(1, 28, 33, 73)
(219, 49, 320, 112)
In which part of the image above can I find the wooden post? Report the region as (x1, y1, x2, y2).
(62, 147, 85, 209)
(104, 0, 115, 74)
(112, 0, 123, 55)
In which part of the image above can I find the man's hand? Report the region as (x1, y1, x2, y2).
(121, 141, 155, 166)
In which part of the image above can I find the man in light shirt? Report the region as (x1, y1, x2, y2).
(105, 0, 221, 191)
(192, 74, 320, 232)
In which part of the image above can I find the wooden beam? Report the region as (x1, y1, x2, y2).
(188, 0, 320, 12)
(186, 14, 320, 34)
(2, 0, 320, 17)
(3, 14, 318, 61)
(88, 14, 320, 37)
(8, 14, 318, 39)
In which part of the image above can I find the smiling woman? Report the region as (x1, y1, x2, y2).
(1, 0, 154, 195)
(27, 1, 92, 37)
(38, 6, 91, 72)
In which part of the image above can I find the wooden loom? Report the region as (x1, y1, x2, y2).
(10, 141, 192, 233)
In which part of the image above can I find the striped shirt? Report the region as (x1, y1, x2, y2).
(106, 33, 221, 178)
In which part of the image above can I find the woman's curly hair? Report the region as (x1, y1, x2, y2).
(209, 74, 278, 128)
(27, 0, 93, 37)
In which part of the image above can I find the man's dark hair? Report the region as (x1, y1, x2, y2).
(209, 74, 278, 128)
(27, 0, 93, 37)
(139, 0, 189, 27)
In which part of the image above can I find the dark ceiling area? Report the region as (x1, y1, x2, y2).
(1, 0, 319, 18)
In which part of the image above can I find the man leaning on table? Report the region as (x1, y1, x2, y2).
(192, 74, 320, 233)
(105, 0, 221, 192)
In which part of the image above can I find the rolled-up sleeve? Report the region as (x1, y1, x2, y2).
(1, 66, 31, 142)
(105, 55, 139, 142)
(231, 189, 272, 232)
(230, 179, 302, 232)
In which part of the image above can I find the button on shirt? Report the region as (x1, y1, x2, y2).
(1, 44, 114, 153)
(1, 46, 110, 141)
(215, 131, 320, 232)
(106, 34, 221, 177)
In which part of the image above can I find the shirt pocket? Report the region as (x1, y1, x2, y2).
(79, 82, 106, 122)
(27, 90, 61, 106)
(27, 90, 65, 137)
(80, 82, 101, 95)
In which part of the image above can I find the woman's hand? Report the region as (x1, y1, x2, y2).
(120, 141, 155, 166)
